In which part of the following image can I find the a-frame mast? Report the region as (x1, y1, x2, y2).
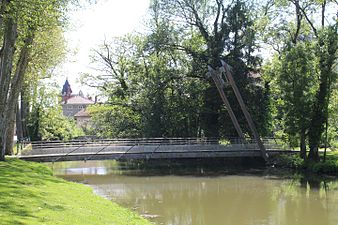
(208, 61, 268, 161)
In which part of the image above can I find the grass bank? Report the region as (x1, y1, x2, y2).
(273, 151, 338, 175)
(0, 158, 151, 225)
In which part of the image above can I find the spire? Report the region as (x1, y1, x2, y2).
(61, 79, 72, 103)
(79, 90, 84, 97)
(62, 79, 72, 96)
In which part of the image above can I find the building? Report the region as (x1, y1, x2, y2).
(60, 79, 94, 127)
(74, 108, 91, 128)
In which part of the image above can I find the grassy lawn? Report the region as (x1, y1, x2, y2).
(0, 158, 151, 225)
(325, 150, 338, 160)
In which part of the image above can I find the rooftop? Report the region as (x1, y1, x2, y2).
(74, 108, 90, 117)
(61, 95, 95, 105)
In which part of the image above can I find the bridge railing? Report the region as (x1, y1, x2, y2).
(261, 138, 293, 150)
(29, 137, 291, 151)
(18, 137, 296, 162)
(31, 137, 221, 150)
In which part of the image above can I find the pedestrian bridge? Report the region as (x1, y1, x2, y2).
(18, 138, 295, 163)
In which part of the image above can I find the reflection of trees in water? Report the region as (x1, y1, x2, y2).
(300, 175, 338, 194)
(300, 176, 321, 189)
(273, 176, 338, 225)
(55, 161, 338, 225)
(50, 160, 121, 175)
(89, 176, 338, 225)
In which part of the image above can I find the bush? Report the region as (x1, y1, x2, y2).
(87, 104, 141, 138)
(306, 160, 338, 174)
(28, 106, 84, 141)
(275, 154, 304, 169)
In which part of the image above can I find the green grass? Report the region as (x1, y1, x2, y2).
(0, 158, 152, 225)
(325, 150, 338, 160)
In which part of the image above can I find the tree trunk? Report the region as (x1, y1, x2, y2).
(300, 129, 306, 159)
(2, 35, 33, 158)
(16, 102, 24, 140)
(0, 17, 18, 161)
(308, 81, 327, 162)
(21, 88, 30, 138)
(5, 111, 15, 155)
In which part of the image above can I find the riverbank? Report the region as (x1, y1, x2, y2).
(272, 151, 338, 175)
(0, 158, 151, 225)
(80, 153, 337, 177)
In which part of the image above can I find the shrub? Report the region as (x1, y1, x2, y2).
(306, 160, 338, 174)
(275, 154, 304, 169)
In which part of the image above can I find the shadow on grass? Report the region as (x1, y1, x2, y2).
(0, 158, 66, 224)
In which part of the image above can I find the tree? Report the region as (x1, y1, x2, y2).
(27, 85, 84, 141)
(308, 25, 337, 161)
(151, 0, 269, 138)
(327, 86, 338, 149)
(261, 0, 337, 161)
(82, 17, 207, 138)
(81, 37, 131, 100)
(276, 42, 317, 158)
(0, 0, 69, 160)
(87, 104, 141, 138)
(82, 0, 270, 140)
(16, 25, 66, 144)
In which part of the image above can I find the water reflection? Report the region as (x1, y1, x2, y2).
(51, 160, 338, 225)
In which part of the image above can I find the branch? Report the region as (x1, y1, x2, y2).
(262, 0, 274, 16)
(220, 0, 233, 35)
(298, 4, 318, 37)
(185, 1, 209, 42)
(321, 0, 326, 28)
(168, 43, 208, 63)
(93, 48, 119, 78)
(214, 0, 222, 35)
(293, 0, 302, 44)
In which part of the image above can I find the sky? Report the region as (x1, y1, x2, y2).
(56, 0, 150, 95)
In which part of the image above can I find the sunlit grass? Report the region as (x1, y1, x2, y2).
(325, 150, 338, 159)
(0, 158, 151, 225)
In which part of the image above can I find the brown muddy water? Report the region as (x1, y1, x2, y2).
(50, 160, 338, 225)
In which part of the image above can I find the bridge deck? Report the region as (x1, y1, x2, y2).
(17, 139, 295, 162)
(18, 149, 296, 162)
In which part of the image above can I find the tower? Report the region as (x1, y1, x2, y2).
(61, 79, 72, 102)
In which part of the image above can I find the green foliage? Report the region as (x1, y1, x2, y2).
(38, 107, 84, 141)
(274, 152, 338, 174)
(261, 0, 337, 160)
(83, 0, 270, 139)
(0, 158, 151, 224)
(308, 25, 338, 160)
(27, 87, 84, 141)
(275, 154, 305, 169)
(305, 160, 338, 174)
(27, 26, 66, 80)
(87, 104, 141, 138)
(267, 41, 318, 147)
(327, 88, 338, 148)
(0, 0, 70, 159)
(83, 26, 207, 138)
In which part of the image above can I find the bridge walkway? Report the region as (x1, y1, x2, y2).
(17, 138, 295, 162)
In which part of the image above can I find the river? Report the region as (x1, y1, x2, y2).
(50, 160, 338, 225)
